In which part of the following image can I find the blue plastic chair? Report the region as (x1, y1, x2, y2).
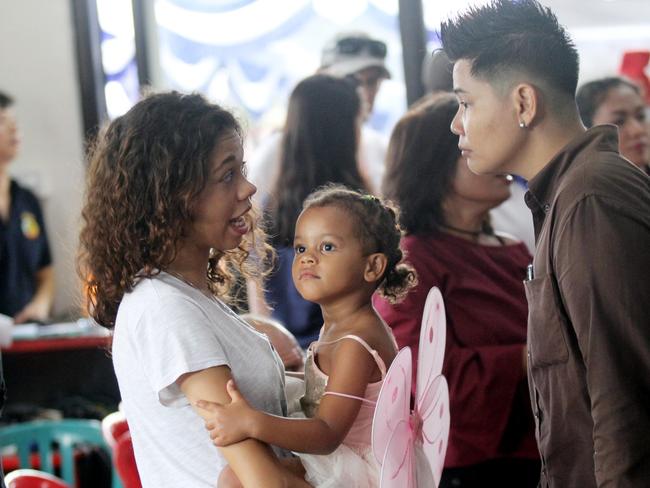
(0, 419, 122, 488)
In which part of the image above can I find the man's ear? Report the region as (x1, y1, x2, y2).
(364, 253, 388, 283)
(512, 82, 539, 128)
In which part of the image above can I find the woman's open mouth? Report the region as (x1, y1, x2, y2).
(230, 215, 249, 235)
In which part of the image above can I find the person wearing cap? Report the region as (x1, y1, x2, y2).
(0, 91, 54, 324)
(247, 32, 391, 198)
(319, 32, 390, 120)
(318, 32, 391, 193)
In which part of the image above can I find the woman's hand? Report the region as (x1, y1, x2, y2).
(196, 379, 257, 447)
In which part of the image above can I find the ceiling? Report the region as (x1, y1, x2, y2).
(541, 0, 650, 29)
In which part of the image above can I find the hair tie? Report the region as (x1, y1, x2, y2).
(362, 194, 380, 204)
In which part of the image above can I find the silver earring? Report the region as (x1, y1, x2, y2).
(519, 121, 527, 129)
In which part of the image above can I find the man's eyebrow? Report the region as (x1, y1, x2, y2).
(453, 88, 468, 95)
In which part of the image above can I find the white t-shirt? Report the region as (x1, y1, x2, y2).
(490, 180, 536, 254)
(112, 272, 287, 487)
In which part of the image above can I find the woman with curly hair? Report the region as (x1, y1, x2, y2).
(374, 93, 539, 487)
(78, 91, 310, 487)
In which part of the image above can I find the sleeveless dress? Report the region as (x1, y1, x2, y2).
(292, 334, 390, 488)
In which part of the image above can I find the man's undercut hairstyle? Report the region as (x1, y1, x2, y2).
(0, 91, 14, 109)
(440, 0, 579, 97)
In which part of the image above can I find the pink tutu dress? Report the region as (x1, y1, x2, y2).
(291, 334, 390, 488)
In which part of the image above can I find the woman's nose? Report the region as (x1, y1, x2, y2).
(239, 177, 256, 201)
(450, 108, 464, 136)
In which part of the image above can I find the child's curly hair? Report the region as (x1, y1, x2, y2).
(302, 185, 417, 303)
(78, 91, 272, 328)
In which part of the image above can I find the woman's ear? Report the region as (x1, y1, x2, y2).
(512, 82, 539, 128)
(364, 253, 388, 283)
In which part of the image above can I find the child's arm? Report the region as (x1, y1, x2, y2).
(197, 339, 378, 455)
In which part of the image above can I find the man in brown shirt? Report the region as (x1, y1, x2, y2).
(440, 1, 650, 486)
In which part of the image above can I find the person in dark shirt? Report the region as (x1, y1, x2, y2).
(0, 91, 54, 323)
(440, 1, 650, 486)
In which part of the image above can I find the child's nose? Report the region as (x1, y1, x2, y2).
(300, 252, 316, 264)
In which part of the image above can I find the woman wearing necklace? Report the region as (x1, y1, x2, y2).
(374, 93, 539, 487)
(79, 92, 310, 487)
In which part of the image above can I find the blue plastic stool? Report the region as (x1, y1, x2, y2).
(0, 419, 122, 488)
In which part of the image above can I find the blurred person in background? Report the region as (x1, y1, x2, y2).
(249, 31, 390, 197)
(420, 48, 454, 96)
(0, 91, 54, 324)
(577, 76, 649, 175)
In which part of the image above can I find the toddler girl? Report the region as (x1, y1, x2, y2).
(198, 185, 417, 487)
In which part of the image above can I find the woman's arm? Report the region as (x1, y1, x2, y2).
(179, 365, 308, 488)
(199, 339, 377, 454)
(13, 265, 54, 324)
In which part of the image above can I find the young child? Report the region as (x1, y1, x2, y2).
(198, 185, 417, 487)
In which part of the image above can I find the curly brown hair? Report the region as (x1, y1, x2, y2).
(78, 91, 272, 329)
(302, 185, 417, 303)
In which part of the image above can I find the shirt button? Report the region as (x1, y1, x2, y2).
(543, 203, 550, 213)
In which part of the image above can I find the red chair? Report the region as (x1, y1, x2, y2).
(4, 469, 71, 488)
(101, 412, 141, 488)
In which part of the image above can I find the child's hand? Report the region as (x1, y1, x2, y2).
(195, 379, 255, 447)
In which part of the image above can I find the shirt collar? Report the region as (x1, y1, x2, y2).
(525, 125, 620, 214)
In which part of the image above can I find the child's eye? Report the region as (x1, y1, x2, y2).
(294, 245, 306, 254)
(321, 242, 335, 252)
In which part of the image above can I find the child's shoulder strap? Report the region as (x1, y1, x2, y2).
(317, 334, 387, 378)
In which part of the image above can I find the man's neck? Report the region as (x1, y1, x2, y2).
(0, 169, 9, 196)
(0, 169, 10, 221)
(515, 116, 586, 181)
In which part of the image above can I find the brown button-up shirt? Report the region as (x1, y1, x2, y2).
(524, 125, 650, 487)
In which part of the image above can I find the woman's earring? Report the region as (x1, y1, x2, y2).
(519, 120, 527, 129)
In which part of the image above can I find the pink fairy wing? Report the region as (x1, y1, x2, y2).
(416, 287, 446, 401)
(418, 375, 450, 486)
(380, 419, 416, 488)
(372, 347, 412, 464)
